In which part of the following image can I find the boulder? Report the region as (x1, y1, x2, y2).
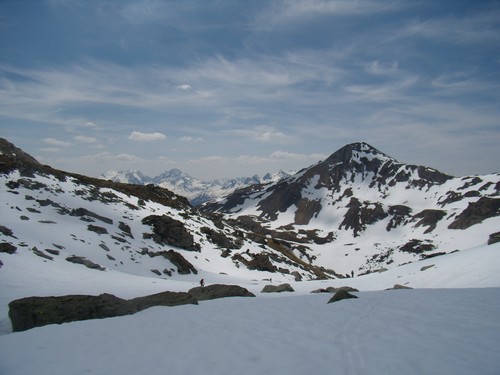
(8, 291, 198, 332)
(261, 283, 294, 293)
(8, 293, 134, 332)
(188, 284, 255, 301)
(130, 291, 198, 310)
(327, 290, 358, 304)
(386, 284, 413, 290)
(488, 231, 500, 245)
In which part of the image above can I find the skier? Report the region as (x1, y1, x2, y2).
(200, 278, 205, 287)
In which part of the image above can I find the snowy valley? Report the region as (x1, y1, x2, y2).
(1, 138, 500, 375)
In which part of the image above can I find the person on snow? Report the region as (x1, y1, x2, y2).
(200, 278, 205, 287)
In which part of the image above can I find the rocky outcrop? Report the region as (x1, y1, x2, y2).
(65, 255, 105, 271)
(327, 290, 358, 303)
(150, 249, 198, 275)
(261, 283, 294, 293)
(188, 284, 255, 301)
(413, 209, 447, 233)
(448, 197, 500, 229)
(399, 239, 435, 254)
(488, 231, 500, 245)
(142, 215, 200, 251)
(8, 291, 198, 332)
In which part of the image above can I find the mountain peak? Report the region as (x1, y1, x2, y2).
(324, 142, 393, 166)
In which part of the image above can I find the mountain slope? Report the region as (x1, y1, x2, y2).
(204, 142, 500, 275)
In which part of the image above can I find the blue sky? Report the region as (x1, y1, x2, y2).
(1, 0, 499, 180)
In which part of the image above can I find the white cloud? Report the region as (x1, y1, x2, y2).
(43, 138, 72, 147)
(39, 147, 60, 153)
(128, 131, 166, 142)
(180, 136, 204, 142)
(74, 135, 98, 144)
(177, 84, 192, 91)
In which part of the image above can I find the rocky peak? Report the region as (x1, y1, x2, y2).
(0, 138, 43, 176)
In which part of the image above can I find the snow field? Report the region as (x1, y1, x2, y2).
(1, 289, 499, 375)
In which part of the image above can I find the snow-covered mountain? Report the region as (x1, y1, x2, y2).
(1, 138, 500, 374)
(100, 168, 292, 206)
(204, 142, 500, 275)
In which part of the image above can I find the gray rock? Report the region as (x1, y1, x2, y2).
(261, 283, 294, 293)
(8, 291, 198, 332)
(188, 284, 255, 301)
(327, 290, 358, 304)
(386, 284, 413, 290)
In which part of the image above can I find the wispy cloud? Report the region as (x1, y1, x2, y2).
(128, 131, 166, 142)
(43, 138, 72, 147)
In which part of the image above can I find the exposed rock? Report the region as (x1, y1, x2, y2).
(201, 226, 241, 250)
(421, 252, 446, 259)
(87, 224, 108, 235)
(387, 284, 413, 290)
(420, 265, 435, 271)
(150, 249, 197, 275)
(399, 239, 435, 254)
(386, 205, 412, 231)
(142, 215, 200, 251)
(413, 209, 447, 233)
(339, 198, 387, 237)
(0, 242, 17, 254)
(487, 231, 500, 245)
(448, 197, 500, 230)
(291, 271, 302, 281)
(70, 208, 113, 224)
(65, 255, 105, 271)
(261, 283, 295, 293)
(188, 284, 255, 301)
(247, 253, 277, 273)
(327, 290, 358, 303)
(130, 291, 198, 310)
(8, 291, 197, 332)
(31, 247, 53, 260)
(0, 225, 15, 238)
(311, 286, 359, 294)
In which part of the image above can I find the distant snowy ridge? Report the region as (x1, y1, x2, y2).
(100, 168, 293, 206)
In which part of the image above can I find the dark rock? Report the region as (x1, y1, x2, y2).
(327, 290, 358, 303)
(0, 225, 15, 238)
(448, 197, 500, 230)
(188, 284, 255, 301)
(420, 265, 435, 271)
(0, 242, 17, 254)
(413, 209, 447, 233)
(261, 283, 294, 293)
(130, 291, 198, 310)
(45, 248, 60, 256)
(87, 224, 108, 235)
(387, 284, 413, 290)
(151, 269, 161, 276)
(488, 231, 500, 245)
(150, 249, 197, 275)
(421, 252, 446, 259)
(399, 239, 435, 254)
(247, 253, 277, 273)
(65, 255, 105, 271)
(201, 226, 241, 250)
(8, 291, 198, 332)
(31, 247, 53, 260)
(8, 293, 135, 332)
(118, 221, 133, 238)
(291, 271, 302, 281)
(142, 215, 200, 251)
(70, 208, 113, 224)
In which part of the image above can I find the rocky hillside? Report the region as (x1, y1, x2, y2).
(0, 138, 330, 284)
(204, 142, 500, 275)
(100, 168, 292, 206)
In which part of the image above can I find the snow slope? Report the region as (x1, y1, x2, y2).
(1, 243, 500, 375)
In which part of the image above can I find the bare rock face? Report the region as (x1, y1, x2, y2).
(327, 290, 358, 304)
(488, 231, 500, 245)
(188, 284, 255, 301)
(448, 197, 500, 230)
(150, 249, 198, 275)
(261, 283, 295, 293)
(142, 214, 200, 251)
(8, 291, 198, 332)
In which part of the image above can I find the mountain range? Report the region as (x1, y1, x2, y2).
(100, 168, 292, 206)
(1, 136, 500, 373)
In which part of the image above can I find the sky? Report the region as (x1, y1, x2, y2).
(0, 0, 499, 180)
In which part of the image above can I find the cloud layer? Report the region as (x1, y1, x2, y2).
(1, 0, 499, 179)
